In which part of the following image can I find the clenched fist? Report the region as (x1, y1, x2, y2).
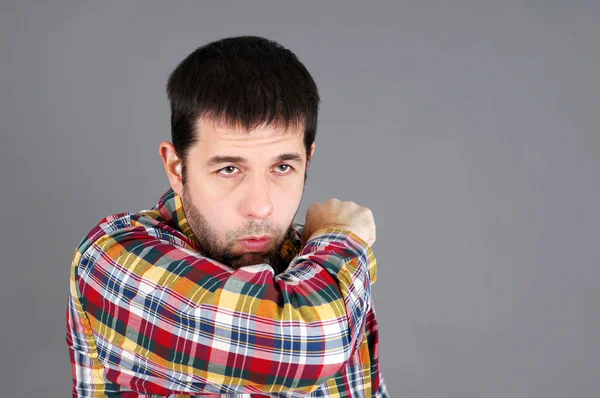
(301, 198, 376, 247)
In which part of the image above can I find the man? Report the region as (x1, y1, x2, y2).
(66, 36, 388, 397)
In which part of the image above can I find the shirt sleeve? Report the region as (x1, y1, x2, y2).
(71, 214, 376, 396)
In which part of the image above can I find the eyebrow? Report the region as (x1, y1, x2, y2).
(206, 152, 304, 167)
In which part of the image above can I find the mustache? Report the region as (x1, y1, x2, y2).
(231, 222, 279, 238)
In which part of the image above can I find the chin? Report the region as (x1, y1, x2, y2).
(232, 253, 271, 268)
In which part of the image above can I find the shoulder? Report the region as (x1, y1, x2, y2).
(72, 212, 133, 259)
(71, 205, 189, 266)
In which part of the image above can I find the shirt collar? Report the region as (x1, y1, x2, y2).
(153, 188, 303, 274)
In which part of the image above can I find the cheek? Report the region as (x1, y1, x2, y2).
(189, 171, 232, 206)
(275, 182, 304, 215)
(204, 201, 236, 231)
(187, 182, 231, 230)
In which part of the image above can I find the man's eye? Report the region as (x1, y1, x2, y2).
(217, 164, 293, 177)
(218, 166, 240, 176)
(275, 164, 293, 174)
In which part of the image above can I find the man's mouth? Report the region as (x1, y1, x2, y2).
(239, 237, 272, 252)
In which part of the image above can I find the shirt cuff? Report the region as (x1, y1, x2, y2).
(304, 227, 377, 284)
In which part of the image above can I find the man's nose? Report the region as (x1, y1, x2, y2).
(241, 173, 274, 219)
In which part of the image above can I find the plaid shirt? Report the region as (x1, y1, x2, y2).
(66, 188, 389, 397)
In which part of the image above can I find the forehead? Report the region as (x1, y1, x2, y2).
(192, 119, 305, 159)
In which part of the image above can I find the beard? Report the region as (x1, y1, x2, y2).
(180, 184, 303, 270)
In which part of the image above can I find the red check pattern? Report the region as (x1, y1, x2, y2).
(66, 188, 389, 397)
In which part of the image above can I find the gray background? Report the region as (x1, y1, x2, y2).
(1, 0, 599, 396)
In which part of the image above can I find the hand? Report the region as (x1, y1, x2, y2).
(301, 198, 376, 247)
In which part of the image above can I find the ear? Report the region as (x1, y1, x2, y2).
(307, 142, 316, 167)
(159, 141, 184, 196)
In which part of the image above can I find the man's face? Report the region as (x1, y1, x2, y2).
(179, 120, 313, 269)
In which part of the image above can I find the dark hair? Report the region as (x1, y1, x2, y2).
(166, 36, 320, 185)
